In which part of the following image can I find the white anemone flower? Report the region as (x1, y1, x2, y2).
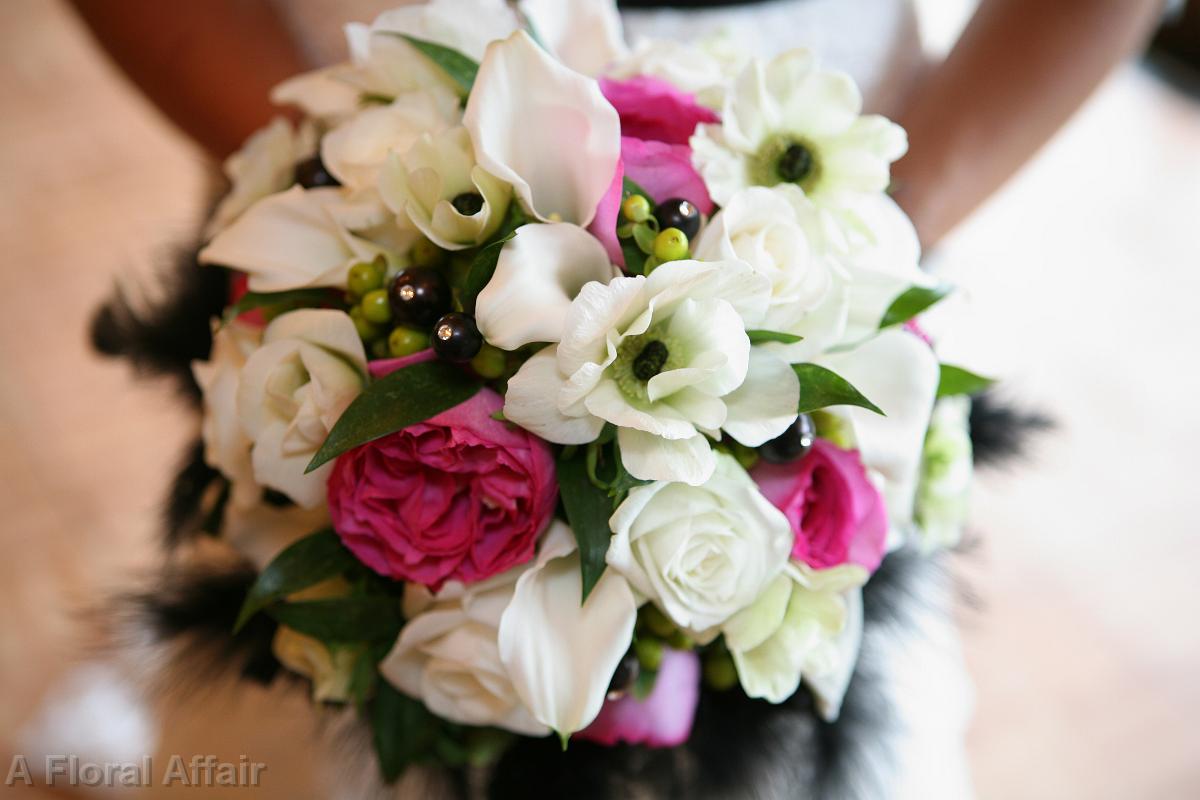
(721, 561, 866, 717)
(691, 49, 907, 209)
(379, 126, 511, 250)
(481, 225, 800, 486)
(464, 31, 621, 227)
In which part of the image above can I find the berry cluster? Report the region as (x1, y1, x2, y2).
(617, 193, 703, 274)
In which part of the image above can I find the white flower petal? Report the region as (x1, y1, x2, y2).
(805, 587, 863, 721)
(722, 349, 800, 447)
(503, 346, 605, 444)
(520, 0, 627, 76)
(464, 31, 620, 225)
(498, 522, 638, 735)
(270, 67, 361, 120)
(476, 223, 616, 350)
(616, 427, 716, 486)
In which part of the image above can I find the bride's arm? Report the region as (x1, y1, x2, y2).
(67, 0, 308, 159)
(891, 0, 1165, 249)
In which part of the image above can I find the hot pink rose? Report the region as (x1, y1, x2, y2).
(752, 440, 888, 573)
(599, 76, 719, 146)
(576, 648, 700, 748)
(327, 388, 556, 589)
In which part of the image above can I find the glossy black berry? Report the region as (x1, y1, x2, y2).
(776, 143, 814, 184)
(388, 269, 450, 327)
(759, 413, 816, 463)
(451, 192, 484, 216)
(294, 155, 341, 189)
(608, 651, 640, 695)
(654, 197, 702, 239)
(431, 313, 483, 362)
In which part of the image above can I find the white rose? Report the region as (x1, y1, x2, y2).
(607, 454, 793, 633)
(381, 569, 548, 736)
(236, 310, 367, 508)
(272, 626, 356, 703)
(192, 321, 262, 510)
(379, 126, 511, 250)
(721, 562, 866, 716)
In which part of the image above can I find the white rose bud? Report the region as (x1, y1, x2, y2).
(380, 126, 511, 250)
(606, 454, 793, 633)
(236, 309, 367, 508)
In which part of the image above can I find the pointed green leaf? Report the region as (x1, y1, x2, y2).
(878, 284, 953, 329)
(266, 597, 403, 643)
(556, 450, 614, 602)
(223, 288, 338, 324)
(747, 329, 804, 345)
(459, 204, 526, 314)
(395, 35, 479, 96)
(793, 363, 885, 416)
(305, 361, 481, 473)
(234, 529, 358, 631)
(937, 363, 996, 398)
(371, 680, 437, 783)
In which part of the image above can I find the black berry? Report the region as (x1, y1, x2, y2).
(431, 313, 483, 362)
(388, 269, 450, 327)
(451, 192, 485, 216)
(654, 197, 702, 239)
(294, 155, 341, 189)
(759, 413, 816, 463)
(776, 143, 814, 184)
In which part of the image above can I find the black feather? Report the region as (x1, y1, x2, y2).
(969, 391, 1054, 468)
(162, 438, 225, 549)
(90, 244, 230, 404)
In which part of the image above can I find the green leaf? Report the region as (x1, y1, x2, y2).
(620, 237, 649, 276)
(267, 597, 403, 643)
(306, 361, 481, 472)
(632, 222, 658, 255)
(556, 450, 615, 602)
(371, 680, 437, 783)
(458, 204, 526, 314)
(395, 35, 479, 96)
(793, 363, 885, 416)
(747, 329, 804, 345)
(937, 363, 996, 398)
(234, 529, 358, 631)
(223, 288, 337, 324)
(623, 177, 653, 202)
(878, 284, 952, 329)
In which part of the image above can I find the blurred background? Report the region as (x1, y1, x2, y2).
(1, 0, 1197, 797)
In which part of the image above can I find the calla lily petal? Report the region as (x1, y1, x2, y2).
(476, 222, 616, 350)
(817, 329, 939, 525)
(520, 0, 628, 77)
(498, 522, 638, 736)
(464, 31, 621, 225)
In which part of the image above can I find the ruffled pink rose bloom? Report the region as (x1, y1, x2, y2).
(327, 388, 556, 589)
(590, 77, 718, 266)
(576, 648, 701, 748)
(752, 440, 888, 573)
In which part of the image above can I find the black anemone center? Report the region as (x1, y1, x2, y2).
(776, 143, 815, 183)
(632, 340, 670, 381)
(451, 192, 485, 216)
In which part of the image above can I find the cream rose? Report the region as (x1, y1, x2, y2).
(606, 454, 793, 633)
(381, 571, 548, 736)
(236, 309, 367, 508)
(272, 626, 356, 703)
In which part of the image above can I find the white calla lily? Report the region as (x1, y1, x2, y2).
(464, 31, 621, 226)
(379, 126, 511, 250)
(198, 187, 403, 292)
(236, 309, 367, 508)
(475, 222, 618, 351)
(497, 522, 638, 736)
(520, 0, 628, 76)
(817, 328, 939, 527)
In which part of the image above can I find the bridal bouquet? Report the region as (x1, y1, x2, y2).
(187, 0, 987, 781)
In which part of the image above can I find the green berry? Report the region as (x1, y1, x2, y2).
(387, 326, 429, 358)
(470, 344, 507, 379)
(370, 337, 391, 359)
(653, 227, 689, 262)
(703, 652, 739, 691)
(667, 629, 694, 650)
(361, 289, 393, 324)
(640, 604, 676, 639)
(621, 194, 652, 223)
(634, 637, 664, 672)
(347, 261, 384, 296)
(411, 237, 446, 269)
(350, 305, 384, 341)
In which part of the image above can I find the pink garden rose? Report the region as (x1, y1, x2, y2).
(752, 440, 888, 573)
(599, 76, 719, 146)
(576, 648, 700, 748)
(328, 388, 556, 589)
